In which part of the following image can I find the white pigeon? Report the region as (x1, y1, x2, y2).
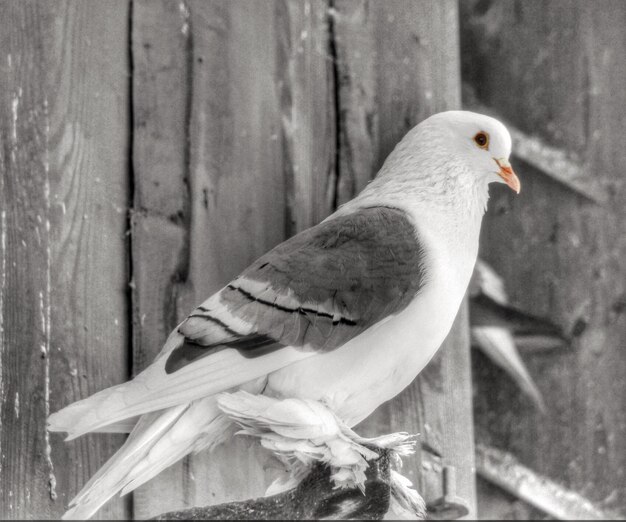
(48, 110, 520, 519)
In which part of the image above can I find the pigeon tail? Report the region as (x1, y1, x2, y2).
(48, 339, 313, 440)
(61, 397, 227, 520)
(47, 380, 135, 440)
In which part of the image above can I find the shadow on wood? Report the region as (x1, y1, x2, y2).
(152, 448, 420, 520)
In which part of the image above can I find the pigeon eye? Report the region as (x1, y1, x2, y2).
(473, 132, 489, 149)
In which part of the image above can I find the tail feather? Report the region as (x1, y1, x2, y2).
(48, 328, 314, 519)
(47, 381, 135, 440)
(62, 396, 232, 520)
(118, 397, 226, 495)
(69, 407, 186, 506)
(119, 415, 231, 495)
(62, 405, 189, 520)
(91, 416, 139, 433)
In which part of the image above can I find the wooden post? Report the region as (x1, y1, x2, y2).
(0, 1, 131, 519)
(462, 0, 626, 516)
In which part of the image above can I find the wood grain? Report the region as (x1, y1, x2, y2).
(130, 1, 192, 516)
(462, 0, 626, 515)
(0, 2, 482, 519)
(0, 1, 131, 519)
(332, 0, 476, 516)
(131, 0, 335, 517)
(187, 0, 334, 512)
(333, 0, 463, 204)
(276, 0, 337, 233)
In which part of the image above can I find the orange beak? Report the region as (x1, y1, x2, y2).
(495, 158, 521, 193)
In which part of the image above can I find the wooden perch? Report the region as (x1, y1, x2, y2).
(152, 448, 425, 520)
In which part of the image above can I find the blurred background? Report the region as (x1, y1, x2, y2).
(1, 0, 625, 519)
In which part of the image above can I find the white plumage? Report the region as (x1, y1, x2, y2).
(217, 391, 415, 490)
(217, 392, 423, 517)
(48, 111, 519, 519)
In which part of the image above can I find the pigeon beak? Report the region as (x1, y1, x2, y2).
(495, 158, 521, 194)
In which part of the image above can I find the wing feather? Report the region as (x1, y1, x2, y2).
(166, 207, 427, 374)
(50, 207, 427, 436)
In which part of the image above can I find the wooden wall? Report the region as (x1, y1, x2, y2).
(462, 0, 626, 517)
(18, 0, 626, 519)
(129, 0, 475, 518)
(0, 1, 131, 519)
(130, 1, 338, 516)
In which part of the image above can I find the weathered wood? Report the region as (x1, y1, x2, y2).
(153, 448, 396, 521)
(131, 0, 335, 517)
(0, 1, 131, 519)
(332, 0, 476, 516)
(186, 0, 334, 511)
(333, 0, 463, 204)
(476, 443, 620, 520)
(276, 0, 337, 233)
(130, 1, 193, 516)
(413, 304, 476, 517)
(475, 474, 543, 520)
(462, 0, 626, 516)
(181, 0, 287, 295)
(133, 1, 474, 518)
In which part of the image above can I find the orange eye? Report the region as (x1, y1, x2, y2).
(473, 132, 489, 149)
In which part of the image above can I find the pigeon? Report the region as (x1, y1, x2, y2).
(48, 110, 520, 519)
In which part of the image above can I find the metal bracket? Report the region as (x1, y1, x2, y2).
(426, 465, 470, 520)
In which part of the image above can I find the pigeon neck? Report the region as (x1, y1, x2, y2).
(350, 173, 490, 224)
(342, 176, 486, 283)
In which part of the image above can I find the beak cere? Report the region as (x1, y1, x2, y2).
(495, 158, 521, 194)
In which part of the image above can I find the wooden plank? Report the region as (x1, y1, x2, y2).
(131, 0, 335, 517)
(333, 0, 463, 204)
(187, 0, 335, 512)
(332, 0, 476, 517)
(461, 0, 626, 516)
(0, 1, 131, 519)
(476, 444, 620, 520)
(130, 1, 192, 516)
(276, 0, 337, 233)
(422, 303, 476, 517)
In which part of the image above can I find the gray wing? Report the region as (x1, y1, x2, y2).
(165, 206, 427, 373)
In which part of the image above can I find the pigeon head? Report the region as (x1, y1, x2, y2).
(369, 110, 520, 203)
(340, 110, 520, 223)
(425, 111, 520, 194)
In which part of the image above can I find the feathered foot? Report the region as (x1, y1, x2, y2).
(216, 391, 424, 518)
